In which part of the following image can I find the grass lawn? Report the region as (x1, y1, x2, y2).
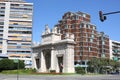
(0, 69, 104, 76)
(0, 69, 36, 74)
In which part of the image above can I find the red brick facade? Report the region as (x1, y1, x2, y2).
(98, 32, 110, 58)
(55, 11, 109, 66)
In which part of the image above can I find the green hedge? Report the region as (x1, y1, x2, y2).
(75, 66, 86, 75)
(50, 70, 56, 73)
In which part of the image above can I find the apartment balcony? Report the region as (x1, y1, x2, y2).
(7, 48, 31, 51)
(112, 44, 120, 47)
(0, 28, 3, 30)
(9, 57, 32, 61)
(0, 32, 3, 35)
(10, 6, 33, 9)
(9, 24, 32, 28)
(113, 57, 119, 61)
(0, 9, 5, 11)
(9, 28, 32, 31)
(112, 52, 119, 55)
(10, 18, 32, 22)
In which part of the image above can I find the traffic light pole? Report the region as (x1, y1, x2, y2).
(99, 11, 120, 22)
(103, 11, 120, 15)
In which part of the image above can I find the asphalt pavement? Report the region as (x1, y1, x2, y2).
(0, 74, 120, 80)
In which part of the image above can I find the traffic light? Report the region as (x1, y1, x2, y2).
(99, 11, 106, 22)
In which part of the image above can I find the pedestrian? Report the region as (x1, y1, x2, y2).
(60, 63, 63, 73)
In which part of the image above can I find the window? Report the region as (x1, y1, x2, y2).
(0, 11, 5, 13)
(0, 30, 3, 32)
(8, 43, 17, 45)
(80, 52, 83, 56)
(91, 34, 94, 38)
(71, 25, 74, 29)
(80, 47, 83, 50)
(102, 54, 105, 57)
(88, 24, 90, 29)
(0, 3, 5, 5)
(11, 4, 19, 6)
(92, 30, 94, 34)
(102, 41, 105, 45)
(83, 14, 86, 17)
(0, 22, 4, 25)
(86, 38, 88, 42)
(0, 42, 2, 44)
(90, 38, 93, 42)
(0, 7, 5, 9)
(93, 26, 95, 30)
(74, 61, 78, 65)
(102, 37, 105, 41)
(64, 25, 68, 29)
(0, 50, 2, 53)
(102, 45, 104, 48)
(84, 24, 86, 28)
(13, 23, 18, 25)
(89, 47, 92, 52)
(75, 15, 79, 20)
(72, 16, 75, 20)
(82, 61, 85, 65)
(113, 49, 118, 53)
(80, 23, 84, 28)
(0, 14, 4, 17)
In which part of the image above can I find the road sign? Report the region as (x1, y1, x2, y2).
(14, 59, 19, 63)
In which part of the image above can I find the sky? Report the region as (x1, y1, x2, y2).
(26, 0, 120, 42)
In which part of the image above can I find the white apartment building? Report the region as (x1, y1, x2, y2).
(0, 0, 33, 68)
(109, 40, 120, 61)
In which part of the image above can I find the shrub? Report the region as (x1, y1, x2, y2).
(75, 66, 86, 75)
(50, 70, 56, 73)
(32, 68, 37, 72)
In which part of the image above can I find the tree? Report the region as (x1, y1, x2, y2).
(0, 59, 25, 72)
(0, 59, 14, 71)
(88, 58, 120, 74)
(14, 60, 25, 69)
(88, 58, 101, 73)
(109, 60, 120, 72)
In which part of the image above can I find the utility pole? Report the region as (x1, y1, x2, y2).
(99, 11, 120, 22)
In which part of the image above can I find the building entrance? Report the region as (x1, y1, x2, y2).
(58, 56, 63, 73)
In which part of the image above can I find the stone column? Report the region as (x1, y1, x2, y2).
(50, 49, 55, 71)
(55, 56, 59, 73)
(64, 45, 75, 73)
(31, 53, 38, 69)
(38, 51, 46, 72)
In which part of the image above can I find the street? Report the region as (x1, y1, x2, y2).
(0, 74, 120, 80)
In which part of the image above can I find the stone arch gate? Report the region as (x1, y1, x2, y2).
(32, 40, 75, 73)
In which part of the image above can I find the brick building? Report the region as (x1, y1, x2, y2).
(55, 11, 109, 68)
(98, 32, 110, 58)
